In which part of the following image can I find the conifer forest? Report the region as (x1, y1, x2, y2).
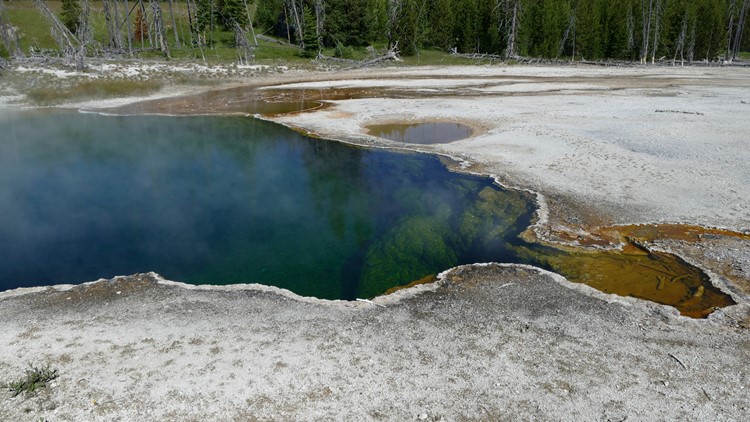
(0, 0, 748, 65)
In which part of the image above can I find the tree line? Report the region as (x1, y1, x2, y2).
(258, 0, 750, 62)
(1, 0, 748, 65)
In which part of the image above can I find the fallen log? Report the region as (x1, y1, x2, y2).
(257, 34, 295, 47)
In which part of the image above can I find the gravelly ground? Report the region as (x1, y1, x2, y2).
(1, 270, 748, 421)
(1, 64, 749, 421)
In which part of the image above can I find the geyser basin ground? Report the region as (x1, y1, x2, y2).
(1, 64, 749, 421)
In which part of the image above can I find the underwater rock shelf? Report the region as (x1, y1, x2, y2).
(0, 110, 735, 318)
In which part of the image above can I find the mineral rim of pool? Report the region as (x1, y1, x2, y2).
(0, 110, 735, 317)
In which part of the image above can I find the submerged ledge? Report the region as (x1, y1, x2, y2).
(0, 109, 740, 318)
(3, 71, 747, 319)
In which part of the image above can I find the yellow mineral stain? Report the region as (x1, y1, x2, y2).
(609, 223, 750, 243)
(514, 239, 736, 318)
(384, 274, 438, 295)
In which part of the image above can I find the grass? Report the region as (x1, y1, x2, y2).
(3, 1, 479, 67)
(25, 78, 163, 105)
(2, 364, 59, 397)
(739, 52, 750, 60)
(3, 1, 301, 63)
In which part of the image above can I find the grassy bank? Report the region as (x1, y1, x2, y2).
(2, 1, 488, 66)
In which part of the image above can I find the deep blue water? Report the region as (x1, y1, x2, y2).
(0, 111, 534, 299)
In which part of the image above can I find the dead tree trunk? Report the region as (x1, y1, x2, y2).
(102, 0, 122, 49)
(626, 7, 635, 54)
(186, 0, 196, 45)
(34, 0, 84, 68)
(650, 0, 662, 64)
(149, 0, 171, 58)
(673, 11, 688, 66)
(78, 0, 93, 47)
(147, 0, 156, 47)
(385, 0, 402, 50)
(0, 0, 23, 58)
(234, 21, 254, 64)
(209, 0, 215, 47)
(113, 0, 123, 49)
(283, 4, 291, 44)
(728, 0, 737, 61)
(558, 7, 576, 59)
(185, 0, 205, 62)
(286, 0, 303, 47)
(124, 0, 133, 55)
(504, 0, 520, 60)
(138, 0, 147, 48)
(732, 0, 749, 60)
(640, 0, 653, 64)
(314, 0, 324, 48)
(242, 0, 258, 46)
(167, 0, 180, 47)
(687, 21, 696, 63)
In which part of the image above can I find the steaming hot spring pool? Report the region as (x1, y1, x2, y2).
(0, 110, 733, 317)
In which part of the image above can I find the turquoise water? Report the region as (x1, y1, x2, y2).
(0, 111, 534, 299)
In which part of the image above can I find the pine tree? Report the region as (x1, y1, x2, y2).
(325, 0, 372, 47)
(300, 5, 319, 57)
(454, 0, 479, 53)
(196, 0, 215, 32)
(255, 0, 285, 32)
(425, 0, 454, 50)
(220, 0, 248, 30)
(60, 0, 82, 35)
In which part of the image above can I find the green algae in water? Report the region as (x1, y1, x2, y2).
(0, 111, 533, 300)
(0, 111, 736, 317)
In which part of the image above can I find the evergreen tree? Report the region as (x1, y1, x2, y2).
(425, 0, 455, 50)
(364, 0, 388, 44)
(542, 0, 571, 57)
(693, 0, 726, 61)
(196, 0, 214, 31)
(60, 0, 82, 35)
(325, 0, 372, 46)
(300, 5, 319, 57)
(220, 0, 249, 30)
(386, 0, 424, 55)
(454, 0, 479, 53)
(518, 0, 544, 57)
(574, 0, 604, 59)
(601, 0, 636, 59)
(255, 0, 289, 39)
(475, 0, 498, 53)
(179, 0, 742, 62)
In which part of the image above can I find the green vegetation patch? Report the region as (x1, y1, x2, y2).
(2, 364, 59, 397)
(359, 215, 458, 298)
(25, 78, 162, 105)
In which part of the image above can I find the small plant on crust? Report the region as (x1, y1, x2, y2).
(2, 364, 59, 397)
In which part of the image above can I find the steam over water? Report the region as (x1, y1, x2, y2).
(0, 111, 733, 317)
(0, 111, 533, 299)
